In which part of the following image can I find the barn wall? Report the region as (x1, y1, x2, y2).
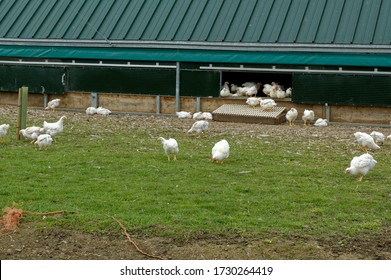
(0, 91, 390, 125)
(0, 65, 65, 93)
(293, 73, 391, 107)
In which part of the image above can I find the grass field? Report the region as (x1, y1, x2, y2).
(1, 106, 390, 242)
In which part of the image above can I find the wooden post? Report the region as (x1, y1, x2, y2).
(16, 87, 28, 140)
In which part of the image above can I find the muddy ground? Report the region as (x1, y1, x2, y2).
(0, 223, 390, 260)
(1, 106, 390, 260)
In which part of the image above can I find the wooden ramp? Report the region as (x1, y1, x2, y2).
(212, 104, 287, 124)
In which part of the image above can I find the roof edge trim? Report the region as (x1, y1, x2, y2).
(0, 39, 390, 54)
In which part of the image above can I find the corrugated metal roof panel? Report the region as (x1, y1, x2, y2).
(156, 0, 190, 40)
(224, 0, 257, 42)
(353, 0, 382, 44)
(315, 0, 345, 44)
(33, 0, 72, 38)
(0, 0, 390, 46)
(333, 0, 362, 44)
(373, 0, 391, 44)
(241, 0, 274, 42)
(171, 0, 206, 41)
(295, 0, 326, 43)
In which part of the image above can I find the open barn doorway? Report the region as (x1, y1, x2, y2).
(222, 72, 292, 97)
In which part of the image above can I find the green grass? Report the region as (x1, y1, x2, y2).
(1, 111, 390, 239)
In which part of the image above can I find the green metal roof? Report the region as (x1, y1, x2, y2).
(0, 0, 390, 66)
(1, 0, 390, 44)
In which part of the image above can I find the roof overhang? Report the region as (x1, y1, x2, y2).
(0, 39, 390, 68)
(0, 39, 390, 54)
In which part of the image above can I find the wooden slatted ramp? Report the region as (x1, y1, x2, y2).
(212, 104, 287, 124)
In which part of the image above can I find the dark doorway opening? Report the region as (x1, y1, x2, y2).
(222, 72, 292, 97)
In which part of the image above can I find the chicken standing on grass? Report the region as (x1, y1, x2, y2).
(43, 116, 66, 137)
(211, 139, 230, 163)
(159, 137, 179, 161)
(34, 134, 53, 150)
(19, 126, 45, 143)
(354, 132, 380, 153)
(187, 120, 209, 136)
(0, 124, 10, 143)
(345, 153, 377, 182)
(370, 131, 385, 145)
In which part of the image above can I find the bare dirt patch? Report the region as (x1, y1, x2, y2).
(1, 223, 390, 260)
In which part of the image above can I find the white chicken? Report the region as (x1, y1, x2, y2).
(242, 82, 262, 90)
(176, 111, 192, 119)
(34, 134, 53, 150)
(159, 137, 179, 161)
(369, 131, 385, 145)
(43, 116, 66, 137)
(262, 83, 273, 96)
(187, 120, 209, 135)
(243, 85, 259, 97)
(230, 84, 238, 93)
(285, 108, 298, 126)
(259, 98, 277, 111)
(236, 84, 260, 97)
(192, 112, 204, 120)
(345, 153, 377, 182)
(302, 109, 315, 126)
(246, 97, 261, 108)
(286, 87, 292, 97)
(96, 107, 112, 116)
(387, 135, 391, 141)
(211, 139, 230, 163)
(354, 132, 380, 152)
(276, 88, 287, 99)
(220, 81, 232, 97)
(201, 112, 213, 120)
(268, 83, 281, 98)
(86, 107, 97, 115)
(45, 98, 61, 111)
(19, 126, 45, 143)
(314, 118, 328, 127)
(0, 124, 10, 143)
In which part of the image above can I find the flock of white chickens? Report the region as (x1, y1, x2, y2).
(171, 110, 229, 163)
(174, 104, 390, 182)
(220, 81, 292, 99)
(0, 99, 113, 150)
(1, 96, 390, 181)
(284, 107, 389, 181)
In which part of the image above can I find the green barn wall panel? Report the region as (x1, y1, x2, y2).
(292, 74, 391, 107)
(180, 70, 220, 97)
(0, 65, 65, 93)
(68, 67, 175, 95)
